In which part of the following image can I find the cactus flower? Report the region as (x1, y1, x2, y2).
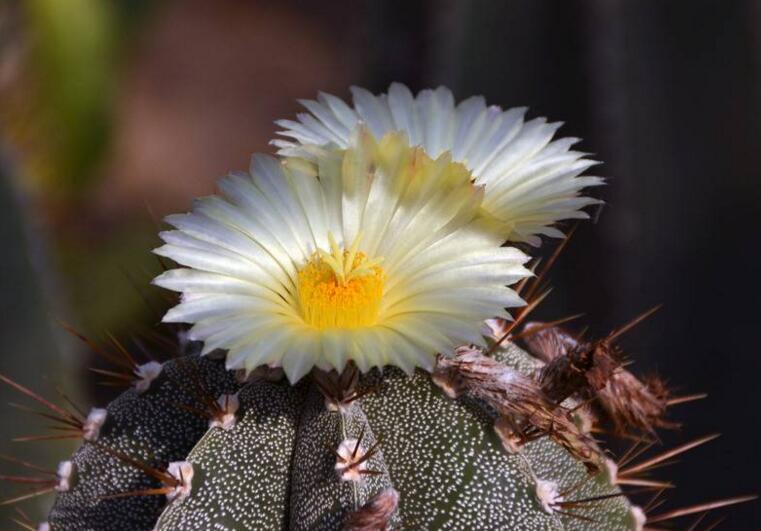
(274, 83, 603, 246)
(153, 131, 534, 382)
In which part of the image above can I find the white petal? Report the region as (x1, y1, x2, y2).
(276, 84, 602, 245)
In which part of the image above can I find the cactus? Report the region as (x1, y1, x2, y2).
(43, 339, 639, 531)
(2, 85, 755, 530)
(7, 317, 752, 531)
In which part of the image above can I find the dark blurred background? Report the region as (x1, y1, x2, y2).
(0, 0, 758, 527)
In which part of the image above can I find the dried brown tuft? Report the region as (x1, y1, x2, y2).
(343, 488, 399, 531)
(435, 347, 600, 469)
(537, 341, 619, 405)
(599, 372, 676, 436)
(521, 321, 581, 364)
(522, 319, 678, 437)
(314, 363, 376, 413)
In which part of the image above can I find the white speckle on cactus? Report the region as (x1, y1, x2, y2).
(37, 523, 50, 531)
(56, 460, 74, 492)
(49, 356, 237, 529)
(361, 367, 565, 529)
(628, 505, 646, 531)
(209, 393, 239, 431)
(165, 461, 194, 502)
(133, 361, 163, 393)
(494, 416, 523, 454)
(155, 380, 303, 529)
(82, 407, 107, 441)
(335, 438, 368, 482)
(534, 479, 562, 514)
(288, 394, 393, 530)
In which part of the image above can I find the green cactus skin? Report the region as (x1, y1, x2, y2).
(48, 356, 238, 529)
(155, 379, 306, 529)
(44, 340, 637, 531)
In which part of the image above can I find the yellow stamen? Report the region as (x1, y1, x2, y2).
(298, 234, 384, 329)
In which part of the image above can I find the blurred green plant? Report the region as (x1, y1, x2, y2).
(4, 0, 115, 197)
(56, 220, 166, 334)
(0, 155, 79, 523)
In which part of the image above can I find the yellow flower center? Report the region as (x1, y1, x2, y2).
(297, 233, 384, 330)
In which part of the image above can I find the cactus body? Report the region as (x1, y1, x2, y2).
(48, 342, 634, 530)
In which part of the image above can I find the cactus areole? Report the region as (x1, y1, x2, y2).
(11, 85, 749, 530)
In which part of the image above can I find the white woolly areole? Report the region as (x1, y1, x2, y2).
(133, 361, 163, 393)
(603, 458, 619, 485)
(494, 416, 523, 454)
(574, 406, 595, 434)
(82, 407, 107, 441)
(274, 83, 603, 246)
(497, 368, 521, 386)
(166, 461, 194, 502)
(55, 460, 74, 492)
(628, 505, 646, 531)
(335, 438, 368, 482)
(534, 479, 562, 514)
(37, 523, 50, 531)
(324, 397, 348, 413)
(483, 317, 511, 340)
(209, 393, 239, 430)
(431, 368, 463, 399)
